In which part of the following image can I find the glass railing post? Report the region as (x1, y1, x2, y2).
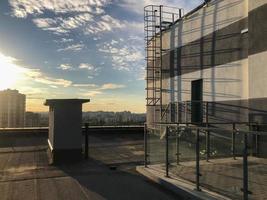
(185, 102, 187, 124)
(255, 124, 259, 157)
(205, 102, 210, 161)
(232, 123, 236, 159)
(165, 126, 169, 177)
(144, 123, 148, 167)
(242, 132, 249, 200)
(84, 123, 89, 159)
(176, 126, 180, 165)
(196, 128, 201, 191)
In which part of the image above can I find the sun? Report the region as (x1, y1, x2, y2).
(0, 53, 21, 90)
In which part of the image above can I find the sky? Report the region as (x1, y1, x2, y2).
(0, 0, 202, 113)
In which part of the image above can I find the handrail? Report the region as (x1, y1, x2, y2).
(150, 123, 267, 136)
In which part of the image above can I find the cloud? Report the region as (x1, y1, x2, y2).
(73, 83, 97, 87)
(60, 13, 93, 29)
(74, 82, 125, 90)
(83, 14, 125, 34)
(99, 83, 125, 90)
(25, 69, 72, 87)
(32, 18, 57, 28)
(57, 43, 85, 52)
(11, 0, 126, 36)
(76, 82, 126, 98)
(54, 38, 74, 43)
(98, 38, 143, 71)
(80, 90, 103, 97)
(0, 52, 73, 88)
(78, 63, 101, 77)
(9, 0, 111, 18)
(79, 63, 94, 70)
(32, 13, 126, 35)
(58, 64, 73, 70)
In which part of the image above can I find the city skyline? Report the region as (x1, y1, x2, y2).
(0, 0, 202, 113)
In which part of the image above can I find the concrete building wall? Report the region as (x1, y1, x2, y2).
(248, 1, 267, 99)
(147, 0, 267, 126)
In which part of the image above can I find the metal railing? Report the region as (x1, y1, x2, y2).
(144, 122, 267, 200)
(152, 100, 267, 126)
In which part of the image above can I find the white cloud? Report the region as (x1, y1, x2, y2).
(25, 69, 72, 87)
(73, 83, 97, 87)
(10, 0, 126, 36)
(79, 63, 94, 70)
(98, 39, 143, 71)
(83, 14, 125, 34)
(80, 90, 103, 97)
(100, 83, 125, 90)
(76, 82, 126, 98)
(55, 38, 74, 43)
(60, 13, 93, 29)
(32, 13, 125, 35)
(9, 0, 111, 18)
(78, 63, 101, 77)
(57, 43, 85, 52)
(58, 64, 73, 70)
(32, 18, 57, 28)
(0, 52, 72, 89)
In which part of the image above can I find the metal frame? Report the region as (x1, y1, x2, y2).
(144, 122, 267, 199)
(144, 5, 183, 127)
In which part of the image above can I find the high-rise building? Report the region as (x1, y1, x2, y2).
(25, 112, 40, 127)
(0, 89, 26, 128)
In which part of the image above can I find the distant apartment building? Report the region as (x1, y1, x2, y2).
(0, 89, 26, 128)
(25, 112, 40, 127)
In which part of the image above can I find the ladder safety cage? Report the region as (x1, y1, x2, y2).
(144, 5, 183, 126)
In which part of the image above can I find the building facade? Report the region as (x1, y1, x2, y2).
(25, 112, 40, 127)
(146, 0, 267, 127)
(0, 89, 26, 128)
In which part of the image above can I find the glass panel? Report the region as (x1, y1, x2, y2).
(248, 132, 267, 200)
(147, 126, 165, 166)
(200, 129, 243, 199)
(169, 126, 197, 184)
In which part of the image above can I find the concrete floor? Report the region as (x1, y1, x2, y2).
(0, 132, 185, 200)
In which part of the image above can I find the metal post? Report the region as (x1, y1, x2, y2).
(242, 133, 249, 200)
(185, 102, 188, 124)
(176, 126, 180, 165)
(205, 102, 210, 161)
(232, 123, 236, 159)
(196, 129, 201, 191)
(255, 124, 259, 157)
(144, 123, 148, 167)
(205, 102, 209, 124)
(206, 130, 210, 162)
(165, 126, 169, 177)
(84, 123, 89, 159)
(159, 5, 163, 119)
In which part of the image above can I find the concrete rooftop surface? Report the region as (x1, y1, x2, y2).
(0, 129, 186, 200)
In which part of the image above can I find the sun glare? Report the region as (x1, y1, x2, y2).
(0, 53, 23, 90)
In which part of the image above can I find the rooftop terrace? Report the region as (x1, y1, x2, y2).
(0, 127, 183, 200)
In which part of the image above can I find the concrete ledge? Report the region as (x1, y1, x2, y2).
(0, 126, 144, 136)
(136, 166, 230, 200)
